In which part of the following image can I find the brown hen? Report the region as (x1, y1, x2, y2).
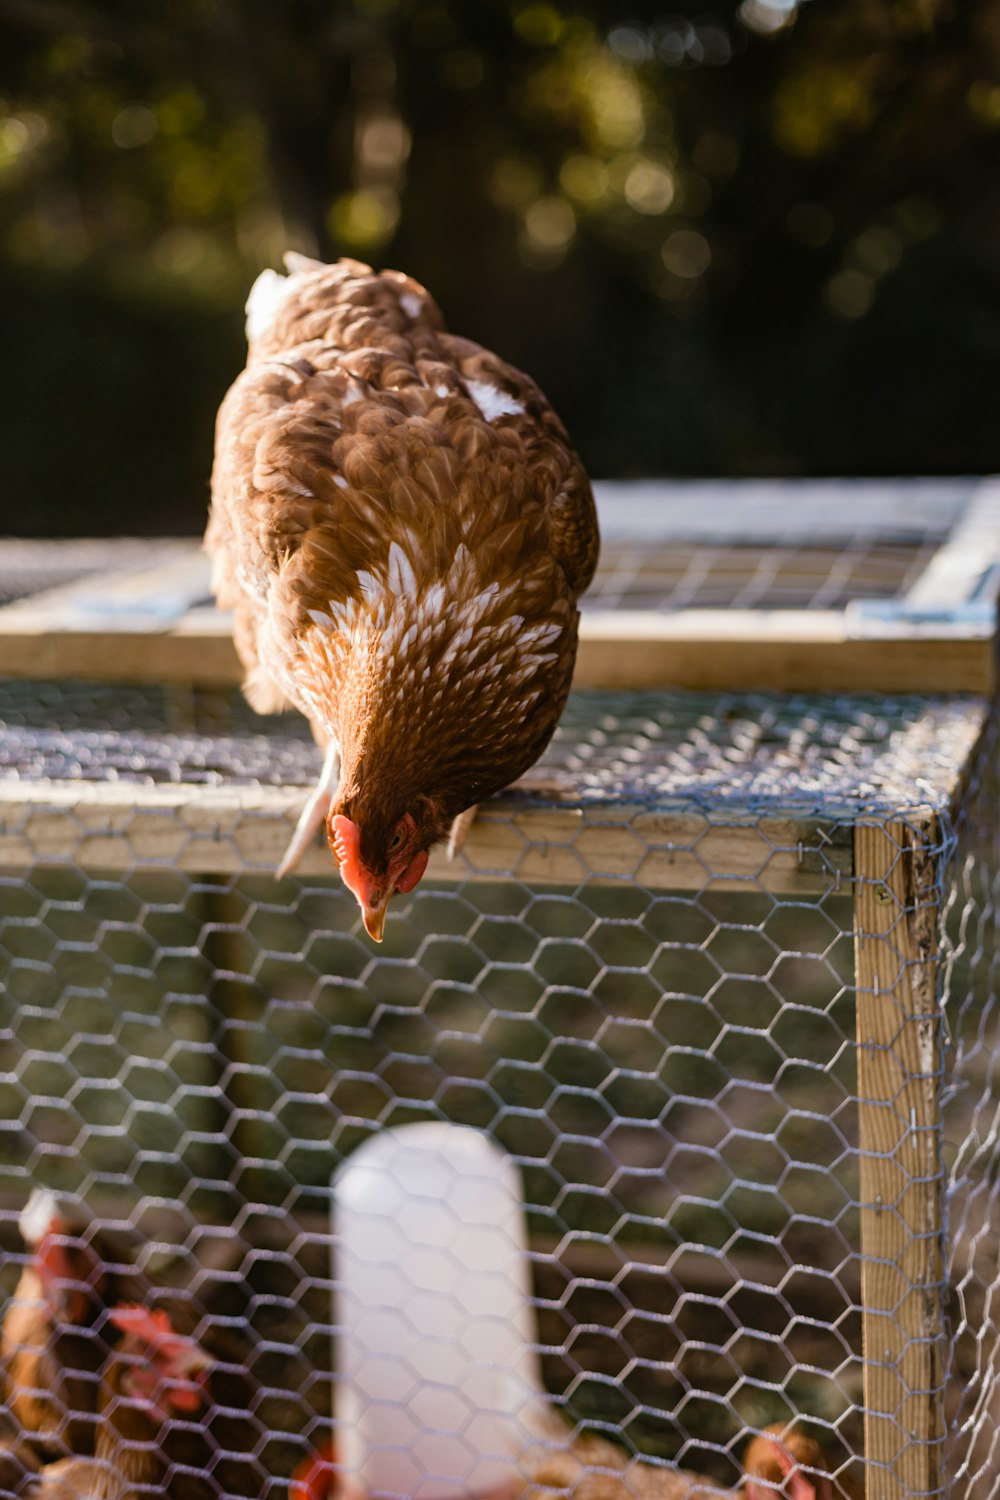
(207, 254, 598, 939)
(2, 1194, 267, 1498)
(31, 1305, 215, 1500)
(1, 1192, 143, 1462)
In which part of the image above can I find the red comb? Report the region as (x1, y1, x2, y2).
(330, 815, 359, 864)
(330, 815, 367, 903)
(110, 1304, 186, 1355)
(290, 1441, 337, 1500)
(37, 1224, 73, 1278)
(36, 1227, 99, 1324)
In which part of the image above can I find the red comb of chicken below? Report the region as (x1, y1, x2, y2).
(110, 1305, 176, 1346)
(110, 1305, 202, 1369)
(157, 1374, 206, 1415)
(291, 1441, 338, 1500)
(207, 254, 598, 941)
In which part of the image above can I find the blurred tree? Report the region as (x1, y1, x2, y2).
(0, 0, 999, 533)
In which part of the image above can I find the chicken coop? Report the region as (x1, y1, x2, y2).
(2, 480, 1000, 1500)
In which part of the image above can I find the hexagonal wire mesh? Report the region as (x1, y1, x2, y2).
(0, 676, 996, 1500)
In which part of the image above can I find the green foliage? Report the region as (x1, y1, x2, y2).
(1, 0, 999, 530)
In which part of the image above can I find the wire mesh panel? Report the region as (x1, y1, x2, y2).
(2, 482, 999, 703)
(937, 709, 1000, 1499)
(0, 681, 994, 1500)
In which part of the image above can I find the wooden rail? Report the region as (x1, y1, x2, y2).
(3, 479, 999, 694)
(0, 778, 854, 896)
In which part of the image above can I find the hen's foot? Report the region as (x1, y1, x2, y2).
(278, 743, 341, 877)
(448, 804, 479, 859)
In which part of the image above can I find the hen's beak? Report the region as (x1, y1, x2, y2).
(362, 896, 389, 943)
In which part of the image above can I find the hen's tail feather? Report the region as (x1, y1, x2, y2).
(284, 251, 327, 276)
(245, 269, 290, 343)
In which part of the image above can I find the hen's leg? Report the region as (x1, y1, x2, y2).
(278, 741, 341, 877)
(448, 804, 478, 859)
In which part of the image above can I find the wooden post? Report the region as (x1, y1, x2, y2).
(854, 819, 946, 1499)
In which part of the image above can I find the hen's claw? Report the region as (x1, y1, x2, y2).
(278, 742, 341, 877)
(448, 805, 478, 859)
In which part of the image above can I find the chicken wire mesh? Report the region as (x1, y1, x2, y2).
(0, 480, 972, 629)
(586, 537, 937, 614)
(0, 678, 995, 1500)
(586, 479, 970, 614)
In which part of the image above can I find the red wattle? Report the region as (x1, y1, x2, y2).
(165, 1376, 206, 1414)
(395, 848, 428, 894)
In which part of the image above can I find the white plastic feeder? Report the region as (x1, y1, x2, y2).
(332, 1122, 549, 1500)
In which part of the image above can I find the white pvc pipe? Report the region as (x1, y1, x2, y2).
(332, 1122, 549, 1500)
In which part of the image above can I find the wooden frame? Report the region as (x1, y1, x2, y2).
(854, 819, 947, 1500)
(2, 478, 999, 694)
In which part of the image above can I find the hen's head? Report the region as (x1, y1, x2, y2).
(744, 1426, 834, 1500)
(329, 798, 447, 942)
(109, 1305, 210, 1422)
(20, 1189, 105, 1328)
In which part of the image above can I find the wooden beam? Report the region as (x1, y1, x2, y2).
(575, 610, 995, 694)
(10, 619, 240, 685)
(1, 597, 993, 694)
(0, 778, 852, 895)
(854, 819, 946, 1500)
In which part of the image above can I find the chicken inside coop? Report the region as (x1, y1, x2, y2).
(1, 1191, 273, 1499)
(206, 253, 599, 940)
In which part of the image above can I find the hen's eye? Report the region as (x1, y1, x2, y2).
(388, 828, 404, 852)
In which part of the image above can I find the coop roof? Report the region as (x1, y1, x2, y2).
(0, 680, 986, 896)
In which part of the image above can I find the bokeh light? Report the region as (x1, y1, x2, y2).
(0, 0, 995, 530)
